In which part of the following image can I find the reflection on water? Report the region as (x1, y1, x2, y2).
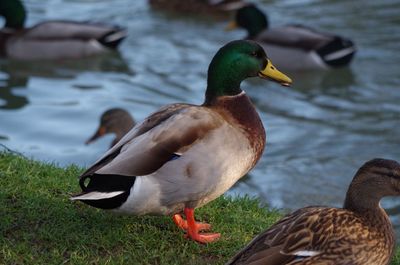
(0, 52, 131, 110)
(1, 52, 131, 78)
(1, 0, 400, 238)
(291, 68, 357, 93)
(0, 70, 29, 109)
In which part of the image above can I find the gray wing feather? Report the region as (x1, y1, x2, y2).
(24, 21, 122, 40)
(5, 21, 126, 60)
(257, 25, 333, 51)
(81, 104, 220, 178)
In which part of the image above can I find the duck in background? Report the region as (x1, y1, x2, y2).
(71, 40, 292, 243)
(226, 4, 356, 70)
(149, 0, 247, 19)
(227, 158, 398, 265)
(0, 0, 126, 60)
(86, 108, 136, 149)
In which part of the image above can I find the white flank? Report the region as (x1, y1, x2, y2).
(309, 51, 329, 69)
(89, 39, 105, 50)
(323, 47, 356, 61)
(70, 191, 124, 200)
(293, 250, 320, 257)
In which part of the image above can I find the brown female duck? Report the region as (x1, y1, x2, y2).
(86, 108, 136, 148)
(227, 158, 399, 265)
(71, 40, 292, 244)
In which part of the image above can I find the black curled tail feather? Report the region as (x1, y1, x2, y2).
(76, 173, 136, 209)
(79, 175, 91, 192)
(79, 173, 136, 193)
(99, 29, 127, 49)
(316, 36, 356, 67)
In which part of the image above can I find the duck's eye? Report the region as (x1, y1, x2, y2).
(251, 51, 258, 57)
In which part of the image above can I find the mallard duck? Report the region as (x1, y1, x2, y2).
(148, 0, 247, 19)
(70, 40, 292, 243)
(227, 158, 399, 265)
(0, 0, 126, 60)
(85, 108, 136, 149)
(227, 4, 356, 70)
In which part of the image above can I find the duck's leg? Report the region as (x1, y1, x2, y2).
(172, 213, 211, 231)
(182, 208, 220, 243)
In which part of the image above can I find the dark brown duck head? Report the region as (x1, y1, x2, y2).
(344, 158, 400, 213)
(85, 108, 135, 148)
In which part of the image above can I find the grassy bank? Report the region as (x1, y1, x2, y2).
(1, 151, 399, 264)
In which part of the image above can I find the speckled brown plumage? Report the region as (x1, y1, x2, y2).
(227, 158, 399, 265)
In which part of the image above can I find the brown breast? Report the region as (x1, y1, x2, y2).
(206, 92, 266, 168)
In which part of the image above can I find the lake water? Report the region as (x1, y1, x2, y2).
(1, 0, 400, 235)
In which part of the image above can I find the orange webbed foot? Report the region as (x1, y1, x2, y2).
(173, 214, 212, 231)
(185, 231, 221, 244)
(172, 208, 220, 244)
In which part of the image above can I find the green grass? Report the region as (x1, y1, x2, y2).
(1, 151, 400, 265)
(0, 151, 282, 265)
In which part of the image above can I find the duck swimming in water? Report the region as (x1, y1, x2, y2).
(0, 0, 126, 60)
(227, 4, 356, 70)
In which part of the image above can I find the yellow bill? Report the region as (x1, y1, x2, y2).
(258, 59, 292, 86)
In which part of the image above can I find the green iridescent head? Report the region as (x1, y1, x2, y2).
(226, 4, 268, 38)
(205, 40, 291, 102)
(0, 0, 26, 29)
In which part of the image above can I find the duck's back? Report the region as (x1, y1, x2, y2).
(5, 21, 126, 60)
(23, 21, 122, 40)
(257, 25, 332, 50)
(255, 25, 355, 70)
